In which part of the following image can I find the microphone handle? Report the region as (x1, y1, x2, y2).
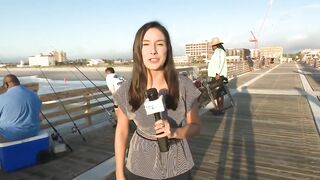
(154, 113, 169, 152)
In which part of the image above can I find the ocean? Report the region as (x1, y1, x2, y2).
(0, 75, 107, 95)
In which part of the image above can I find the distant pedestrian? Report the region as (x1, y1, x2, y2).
(260, 56, 266, 68)
(207, 37, 228, 115)
(246, 55, 254, 71)
(313, 56, 318, 68)
(0, 74, 41, 142)
(270, 58, 275, 64)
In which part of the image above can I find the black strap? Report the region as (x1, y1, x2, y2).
(135, 130, 157, 141)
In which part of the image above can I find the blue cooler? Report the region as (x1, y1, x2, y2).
(0, 131, 49, 172)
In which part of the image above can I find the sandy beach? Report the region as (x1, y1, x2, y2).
(0, 65, 194, 81)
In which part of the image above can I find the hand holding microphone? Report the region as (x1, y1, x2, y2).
(145, 88, 169, 152)
(154, 120, 174, 139)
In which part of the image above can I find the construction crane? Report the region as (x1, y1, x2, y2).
(249, 0, 274, 58)
(249, 30, 258, 49)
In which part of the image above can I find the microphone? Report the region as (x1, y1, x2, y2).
(145, 88, 169, 152)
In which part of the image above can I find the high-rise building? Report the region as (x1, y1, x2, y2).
(51, 51, 67, 63)
(185, 40, 212, 62)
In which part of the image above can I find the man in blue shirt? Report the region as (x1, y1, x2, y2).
(0, 74, 41, 142)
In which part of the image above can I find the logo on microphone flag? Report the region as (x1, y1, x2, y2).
(144, 95, 165, 115)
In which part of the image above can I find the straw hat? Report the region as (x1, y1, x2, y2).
(211, 37, 223, 46)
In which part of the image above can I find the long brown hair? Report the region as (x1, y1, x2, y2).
(129, 21, 179, 112)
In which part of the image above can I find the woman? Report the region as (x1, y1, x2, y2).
(207, 37, 227, 115)
(113, 21, 201, 179)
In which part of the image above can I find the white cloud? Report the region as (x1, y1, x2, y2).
(288, 34, 308, 42)
(285, 32, 320, 52)
(302, 4, 320, 9)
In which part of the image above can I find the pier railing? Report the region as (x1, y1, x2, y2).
(0, 82, 39, 94)
(0, 61, 253, 131)
(40, 61, 253, 130)
(39, 85, 114, 129)
(191, 61, 253, 79)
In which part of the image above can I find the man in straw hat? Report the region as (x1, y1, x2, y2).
(207, 37, 228, 115)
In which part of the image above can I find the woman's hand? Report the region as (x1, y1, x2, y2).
(116, 174, 126, 180)
(154, 119, 176, 139)
(154, 102, 201, 140)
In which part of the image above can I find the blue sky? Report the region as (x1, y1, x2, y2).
(1, 0, 319, 62)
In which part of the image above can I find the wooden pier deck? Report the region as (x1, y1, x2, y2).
(190, 62, 320, 179)
(1, 62, 320, 179)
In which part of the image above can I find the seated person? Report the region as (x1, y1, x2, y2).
(0, 74, 41, 142)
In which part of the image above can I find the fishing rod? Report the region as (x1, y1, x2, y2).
(74, 65, 114, 104)
(41, 111, 73, 152)
(0, 63, 12, 75)
(1, 66, 73, 150)
(39, 67, 86, 142)
(94, 67, 106, 80)
(70, 70, 115, 124)
(4, 66, 11, 74)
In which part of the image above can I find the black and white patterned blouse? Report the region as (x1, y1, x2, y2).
(113, 74, 201, 179)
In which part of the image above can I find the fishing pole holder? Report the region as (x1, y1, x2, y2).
(50, 133, 68, 154)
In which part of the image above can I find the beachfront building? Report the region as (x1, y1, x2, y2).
(87, 59, 104, 66)
(301, 49, 320, 59)
(259, 47, 283, 61)
(185, 40, 212, 63)
(301, 49, 320, 66)
(185, 40, 251, 63)
(173, 56, 190, 64)
(29, 54, 55, 66)
(28, 50, 67, 66)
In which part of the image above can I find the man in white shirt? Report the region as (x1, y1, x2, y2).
(207, 37, 227, 115)
(105, 67, 125, 108)
(105, 67, 125, 127)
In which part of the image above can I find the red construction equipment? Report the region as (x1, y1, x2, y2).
(249, 30, 258, 49)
